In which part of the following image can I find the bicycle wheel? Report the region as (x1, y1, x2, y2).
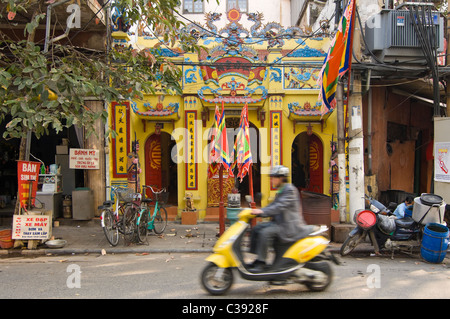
(153, 206, 167, 234)
(122, 203, 139, 244)
(137, 208, 149, 243)
(102, 209, 119, 246)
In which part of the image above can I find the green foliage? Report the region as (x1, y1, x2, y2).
(0, 0, 213, 139)
(1, 40, 118, 139)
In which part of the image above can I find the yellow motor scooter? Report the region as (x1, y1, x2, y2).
(200, 209, 339, 295)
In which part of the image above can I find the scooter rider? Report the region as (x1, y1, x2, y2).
(249, 165, 307, 272)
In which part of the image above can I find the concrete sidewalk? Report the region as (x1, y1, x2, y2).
(0, 217, 372, 257)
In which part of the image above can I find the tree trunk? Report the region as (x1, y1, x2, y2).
(14, 0, 45, 215)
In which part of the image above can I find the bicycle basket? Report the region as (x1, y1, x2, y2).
(153, 191, 169, 206)
(116, 188, 137, 203)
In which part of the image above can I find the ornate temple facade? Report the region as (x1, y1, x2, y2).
(109, 8, 336, 220)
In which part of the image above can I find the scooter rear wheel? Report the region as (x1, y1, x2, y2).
(201, 263, 233, 296)
(303, 261, 333, 292)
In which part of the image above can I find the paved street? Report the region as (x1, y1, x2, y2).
(1, 252, 449, 300)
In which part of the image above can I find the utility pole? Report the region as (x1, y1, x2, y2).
(348, 74, 365, 223)
(336, 81, 347, 222)
(347, 9, 365, 223)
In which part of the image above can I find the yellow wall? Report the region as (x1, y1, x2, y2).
(109, 29, 335, 219)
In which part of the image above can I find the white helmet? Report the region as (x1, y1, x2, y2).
(270, 165, 289, 177)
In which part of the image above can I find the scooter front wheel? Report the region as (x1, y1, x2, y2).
(201, 263, 233, 296)
(340, 232, 364, 256)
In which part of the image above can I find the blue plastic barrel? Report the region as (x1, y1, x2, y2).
(421, 223, 449, 263)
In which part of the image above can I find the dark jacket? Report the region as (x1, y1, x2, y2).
(261, 183, 306, 242)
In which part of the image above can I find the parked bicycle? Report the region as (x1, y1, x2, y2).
(99, 186, 141, 246)
(136, 185, 168, 243)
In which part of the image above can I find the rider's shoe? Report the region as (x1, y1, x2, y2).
(249, 260, 266, 273)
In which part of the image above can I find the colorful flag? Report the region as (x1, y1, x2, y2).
(317, 0, 356, 115)
(207, 105, 220, 178)
(209, 105, 220, 161)
(208, 102, 234, 178)
(232, 104, 252, 182)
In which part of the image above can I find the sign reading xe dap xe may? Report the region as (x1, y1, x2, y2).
(13, 215, 50, 240)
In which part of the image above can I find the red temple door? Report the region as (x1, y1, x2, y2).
(145, 134, 162, 195)
(307, 134, 323, 193)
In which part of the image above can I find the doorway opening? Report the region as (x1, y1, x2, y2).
(292, 132, 323, 193)
(144, 131, 178, 206)
(206, 117, 261, 207)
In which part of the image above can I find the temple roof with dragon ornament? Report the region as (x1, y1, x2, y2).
(130, 6, 331, 118)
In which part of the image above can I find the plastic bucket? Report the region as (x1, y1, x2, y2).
(420, 223, 449, 263)
(412, 194, 445, 225)
(0, 229, 14, 249)
(356, 210, 377, 229)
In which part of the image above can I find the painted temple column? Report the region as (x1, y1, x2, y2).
(264, 48, 284, 204)
(182, 96, 203, 219)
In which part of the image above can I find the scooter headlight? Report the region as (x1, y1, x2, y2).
(370, 204, 380, 213)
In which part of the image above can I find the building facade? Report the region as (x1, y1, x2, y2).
(0, 1, 108, 220)
(294, 0, 444, 212)
(109, 7, 337, 220)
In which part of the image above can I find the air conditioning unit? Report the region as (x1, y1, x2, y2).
(365, 9, 444, 63)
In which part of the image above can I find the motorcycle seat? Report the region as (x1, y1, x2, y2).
(271, 225, 322, 268)
(290, 225, 318, 242)
(395, 217, 415, 228)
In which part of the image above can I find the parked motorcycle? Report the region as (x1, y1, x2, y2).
(339, 194, 390, 256)
(340, 191, 446, 257)
(200, 209, 339, 295)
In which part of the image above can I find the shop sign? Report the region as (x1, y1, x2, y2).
(435, 142, 450, 182)
(17, 161, 40, 209)
(69, 149, 100, 169)
(12, 214, 50, 240)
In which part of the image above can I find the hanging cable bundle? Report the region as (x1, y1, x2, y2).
(408, 2, 441, 116)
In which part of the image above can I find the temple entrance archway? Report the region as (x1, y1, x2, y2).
(144, 131, 177, 205)
(206, 117, 261, 207)
(292, 132, 323, 193)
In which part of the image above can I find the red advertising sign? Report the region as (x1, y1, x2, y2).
(17, 161, 41, 209)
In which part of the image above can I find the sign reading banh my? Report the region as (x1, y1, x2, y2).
(69, 148, 100, 169)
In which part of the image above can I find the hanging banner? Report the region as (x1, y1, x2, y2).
(111, 101, 130, 178)
(17, 161, 41, 209)
(435, 142, 450, 182)
(270, 111, 282, 190)
(185, 111, 198, 190)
